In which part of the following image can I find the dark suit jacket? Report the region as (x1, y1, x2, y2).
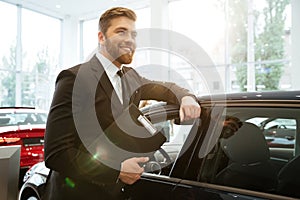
(43, 55, 194, 199)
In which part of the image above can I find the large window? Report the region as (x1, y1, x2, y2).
(169, 0, 225, 62)
(0, 1, 61, 109)
(82, 18, 98, 60)
(0, 1, 293, 110)
(22, 9, 61, 109)
(168, 0, 291, 93)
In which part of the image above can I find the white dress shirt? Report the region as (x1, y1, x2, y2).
(95, 52, 123, 103)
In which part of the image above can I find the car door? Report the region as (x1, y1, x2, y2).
(124, 101, 300, 200)
(123, 105, 249, 200)
(122, 103, 200, 199)
(172, 101, 300, 200)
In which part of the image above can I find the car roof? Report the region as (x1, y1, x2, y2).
(198, 90, 300, 102)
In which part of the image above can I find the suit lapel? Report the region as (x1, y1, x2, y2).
(89, 55, 123, 111)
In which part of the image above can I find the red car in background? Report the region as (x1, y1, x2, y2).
(0, 107, 47, 178)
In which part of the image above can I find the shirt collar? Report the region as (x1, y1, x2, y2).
(96, 51, 122, 77)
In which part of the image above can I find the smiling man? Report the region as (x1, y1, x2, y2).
(43, 7, 200, 200)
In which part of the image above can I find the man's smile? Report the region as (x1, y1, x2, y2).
(119, 45, 134, 55)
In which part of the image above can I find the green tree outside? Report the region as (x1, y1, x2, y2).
(1, 45, 53, 108)
(1, 44, 16, 106)
(230, 0, 290, 91)
(255, 0, 289, 90)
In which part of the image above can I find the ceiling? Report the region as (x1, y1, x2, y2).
(3, 0, 149, 20)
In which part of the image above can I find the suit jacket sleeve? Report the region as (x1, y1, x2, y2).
(44, 69, 120, 185)
(125, 67, 196, 105)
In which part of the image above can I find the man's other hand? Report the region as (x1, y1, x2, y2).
(118, 157, 149, 185)
(180, 96, 201, 122)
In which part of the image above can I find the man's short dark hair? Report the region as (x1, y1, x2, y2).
(99, 7, 137, 35)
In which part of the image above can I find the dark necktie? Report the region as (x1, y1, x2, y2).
(117, 69, 130, 108)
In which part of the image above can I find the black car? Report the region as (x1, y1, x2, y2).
(19, 91, 300, 200)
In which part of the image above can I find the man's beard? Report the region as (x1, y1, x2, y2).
(106, 39, 134, 64)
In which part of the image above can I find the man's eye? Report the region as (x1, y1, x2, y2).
(118, 31, 126, 36)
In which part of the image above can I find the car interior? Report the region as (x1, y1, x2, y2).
(197, 105, 300, 198)
(215, 122, 277, 192)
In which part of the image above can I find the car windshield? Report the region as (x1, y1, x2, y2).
(0, 112, 48, 126)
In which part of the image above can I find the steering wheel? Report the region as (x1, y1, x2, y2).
(158, 148, 172, 162)
(144, 147, 172, 175)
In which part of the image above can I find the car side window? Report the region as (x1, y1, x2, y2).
(197, 106, 300, 198)
(151, 119, 193, 175)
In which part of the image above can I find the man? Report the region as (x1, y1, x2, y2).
(43, 7, 200, 200)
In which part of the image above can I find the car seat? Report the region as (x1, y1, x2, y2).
(277, 154, 300, 198)
(215, 122, 277, 192)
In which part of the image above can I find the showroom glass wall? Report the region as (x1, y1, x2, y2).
(81, 0, 292, 96)
(168, 0, 292, 94)
(0, 1, 61, 109)
(0, 0, 292, 109)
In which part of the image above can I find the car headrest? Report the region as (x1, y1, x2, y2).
(220, 122, 270, 164)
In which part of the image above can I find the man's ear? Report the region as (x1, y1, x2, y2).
(98, 31, 105, 45)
